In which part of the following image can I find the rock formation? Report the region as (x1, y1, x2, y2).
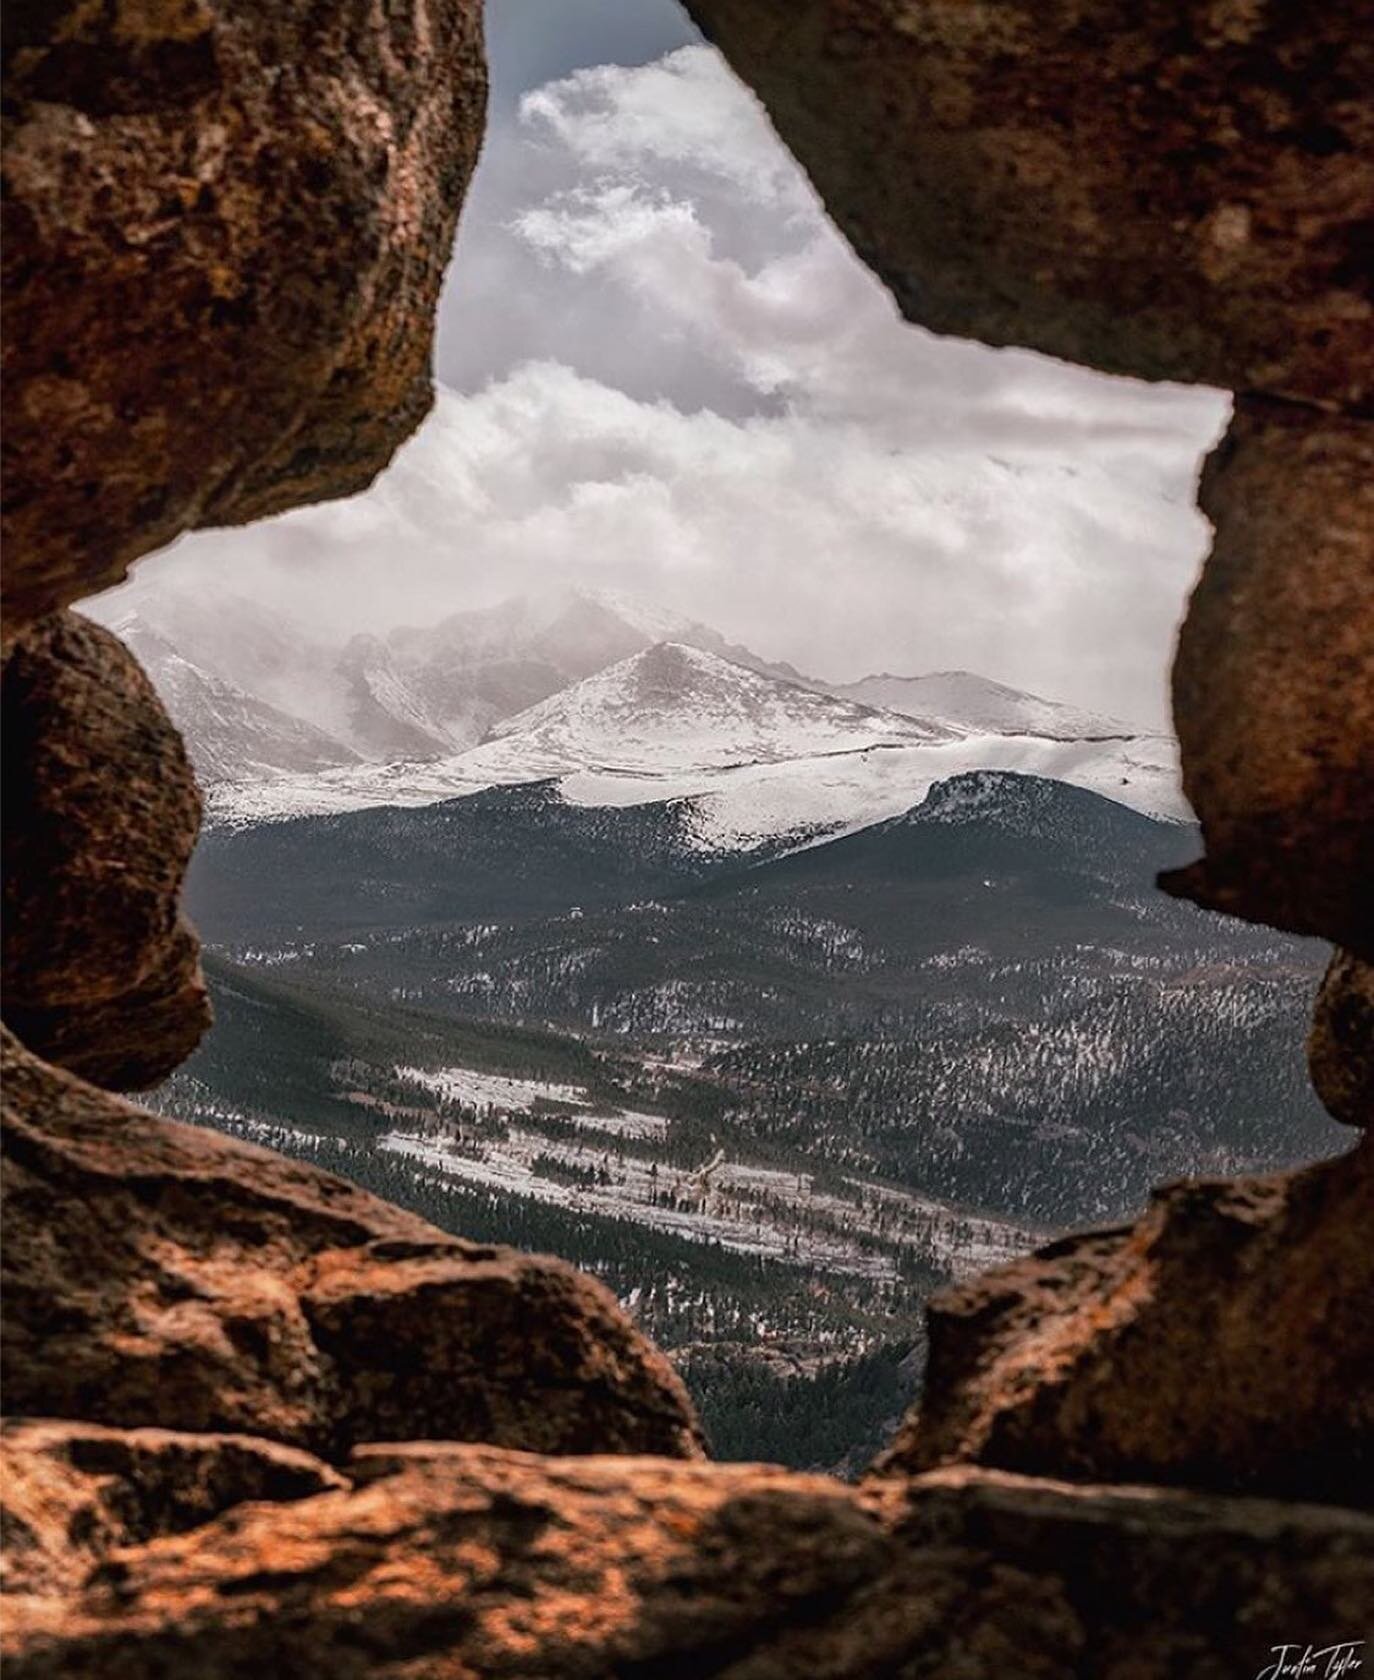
(1, 0, 487, 631)
(1, 1419, 348, 1600)
(1310, 951, 1374, 1129)
(682, 0, 1374, 407)
(879, 1135, 1374, 1506)
(1163, 398, 1374, 956)
(2, 0, 1371, 1670)
(0, 1029, 701, 1463)
(5, 1443, 1370, 1677)
(1, 613, 209, 1087)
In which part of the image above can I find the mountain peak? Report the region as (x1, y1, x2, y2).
(469, 641, 944, 779)
(900, 768, 1170, 851)
(834, 670, 1139, 741)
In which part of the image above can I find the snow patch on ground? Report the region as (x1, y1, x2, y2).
(395, 1065, 669, 1138)
(207, 726, 1188, 840)
(379, 1125, 1033, 1281)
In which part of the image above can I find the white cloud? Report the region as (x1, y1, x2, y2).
(518, 47, 812, 212)
(95, 45, 1230, 731)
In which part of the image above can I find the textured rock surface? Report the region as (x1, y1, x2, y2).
(1310, 951, 1374, 1127)
(0, 1419, 344, 1598)
(1, 613, 209, 1088)
(0, 1029, 702, 1463)
(1163, 398, 1374, 959)
(1, 0, 487, 633)
(5, 1444, 1371, 1677)
(879, 1134, 1373, 1506)
(683, 0, 1374, 410)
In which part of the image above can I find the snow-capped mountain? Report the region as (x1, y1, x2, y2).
(832, 670, 1136, 740)
(94, 584, 812, 775)
(472, 642, 953, 776)
(334, 633, 462, 761)
(95, 590, 355, 747)
(336, 590, 818, 759)
(94, 577, 1188, 844)
(110, 614, 360, 783)
(203, 640, 1188, 841)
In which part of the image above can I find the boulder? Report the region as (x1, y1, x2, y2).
(1163, 398, 1374, 960)
(1309, 951, 1374, 1127)
(1, 612, 209, 1088)
(879, 1133, 1373, 1505)
(4, 1442, 1370, 1677)
(1, 0, 487, 634)
(682, 0, 1373, 409)
(0, 1029, 702, 1464)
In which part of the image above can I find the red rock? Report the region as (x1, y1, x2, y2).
(1163, 399, 1374, 961)
(3, 1442, 1370, 1677)
(682, 0, 1373, 409)
(1, 613, 209, 1088)
(1310, 951, 1374, 1127)
(879, 1133, 1374, 1505)
(0, 1418, 345, 1599)
(1, 0, 487, 633)
(0, 1030, 703, 1464)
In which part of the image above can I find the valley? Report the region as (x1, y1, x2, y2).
(113, 589, 1346, 1470)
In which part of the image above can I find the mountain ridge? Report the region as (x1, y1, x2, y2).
(93, 587, 1189, 843)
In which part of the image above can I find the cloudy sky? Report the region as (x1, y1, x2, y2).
(96, 0, 1229, 729)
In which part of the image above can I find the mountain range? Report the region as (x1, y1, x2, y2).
(110, 581, 1340, 1472)
(92, 587, 1188, 847)
(185, 765, 1340, 1229)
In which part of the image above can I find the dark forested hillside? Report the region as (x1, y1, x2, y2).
(163, 771, 1345, 1465)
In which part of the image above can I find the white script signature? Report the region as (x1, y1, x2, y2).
(1257, 1644, 1365, 1680)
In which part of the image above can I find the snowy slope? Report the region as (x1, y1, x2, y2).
(112, 614, 359, 783)
(472, 642, 952, 775)
(588, 729, 1188, 852)
(206, 641, 1188, 838)
(833, 670, 1136, 740)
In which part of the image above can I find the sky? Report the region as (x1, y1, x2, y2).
(92, 0, 1230, 730)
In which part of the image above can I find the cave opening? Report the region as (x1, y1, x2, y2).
(70, 0, 1354, 1475)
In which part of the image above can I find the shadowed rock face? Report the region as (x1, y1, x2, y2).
(3, 1442, 1371, 1678)
(878, 1135, 1374, 1505)
(1310, 952, 1374, 1128)
(1163, 398, 1374, 959)
(1, 613, 209, 1088)
(1, 0, 487, 632)
(0, 1030, 703, 1465)
(682, 0, 1374, 411)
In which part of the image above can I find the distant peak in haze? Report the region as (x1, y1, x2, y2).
(559, 586, 698, 642)
(832, 669, 1142, 742)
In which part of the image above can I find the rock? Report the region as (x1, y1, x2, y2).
(0, 1029, 702, 1464)
(2, 923, 210, 1094)
(1162, 398, 1374, 960)
(1, 0, 487, 634)
(0, 1419, 345, 1599)
(1310, 951, 1374, 1127)
(1, 613, 209, 1088)
(682, 0, 1373, 409)
(4, 1443, 1370, 1676)
(879, 1134, 1374, 1505)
